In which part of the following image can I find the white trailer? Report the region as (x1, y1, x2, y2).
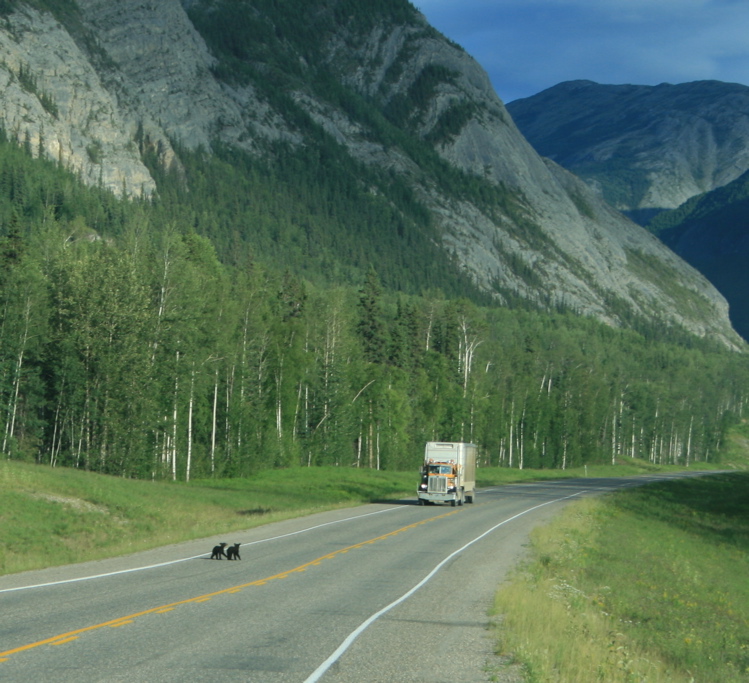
(417, 441, 477, 506)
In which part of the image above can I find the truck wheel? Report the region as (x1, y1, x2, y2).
(451, 499, 456, 507)
(466, 492, 474, 504)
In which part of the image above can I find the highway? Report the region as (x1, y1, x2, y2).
(0, 474, 699, 682)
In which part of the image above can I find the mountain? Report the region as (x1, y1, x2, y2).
(507, 80, 749, 224)
(0, 0, 742, 347)
(650, 169, 749, 340)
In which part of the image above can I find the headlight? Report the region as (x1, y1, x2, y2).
(419, 484, 427, 490)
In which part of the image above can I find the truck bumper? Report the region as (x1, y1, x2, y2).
(417, 492, 456, 503)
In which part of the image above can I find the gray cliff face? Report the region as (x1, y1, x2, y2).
(507, 80, 749, 215)
(75, 0, 299, 171)
(318, 16, 739, 346)
(0, 5, 154, 194)
(0, 0, 295, 196)
(76, 0, 223, 152)
(0, 2, 741, 348)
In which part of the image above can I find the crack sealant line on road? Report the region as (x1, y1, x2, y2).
(0, 507, 462, 664)
(0, 504, 408, 595)
(303, 489, 585, 683)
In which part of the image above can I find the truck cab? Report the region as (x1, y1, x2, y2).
(417, 442, 476, 506)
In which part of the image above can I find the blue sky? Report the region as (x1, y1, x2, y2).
(415, 0, 749, 102)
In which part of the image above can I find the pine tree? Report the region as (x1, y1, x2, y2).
(357, 266, 387, 365)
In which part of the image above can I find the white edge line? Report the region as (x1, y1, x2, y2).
(303, 490, 584, 683)
(0, 505, 405, 594)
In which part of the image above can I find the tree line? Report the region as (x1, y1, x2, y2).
(1, 219, 746, 479)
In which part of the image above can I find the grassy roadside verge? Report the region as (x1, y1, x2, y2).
(0, 462, 417, 576)
(492, 471, 749, 682)
(0, 456, 688, 577)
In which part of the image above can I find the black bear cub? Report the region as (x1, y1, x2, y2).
(226, 543, 241, 560)
(210, 542, 227, 559)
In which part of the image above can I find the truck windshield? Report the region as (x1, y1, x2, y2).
(428, 465, 452, 474)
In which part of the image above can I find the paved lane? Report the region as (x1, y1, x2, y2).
(0, 474, 701, 682)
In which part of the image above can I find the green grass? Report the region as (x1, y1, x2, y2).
(0, 462, 416, 576)
(492, 471, 749, 682)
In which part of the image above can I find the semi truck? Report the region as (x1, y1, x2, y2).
(417, 441, 477, 506)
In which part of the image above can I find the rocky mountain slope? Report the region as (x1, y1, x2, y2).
(507, 80, 749, 223)
(0, 0, 742, 348)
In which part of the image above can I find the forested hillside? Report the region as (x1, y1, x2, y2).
(1, 133, 747, 479)
(649, 169, 749, 341)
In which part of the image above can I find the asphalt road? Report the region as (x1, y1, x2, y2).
(0, 474, 705, 682)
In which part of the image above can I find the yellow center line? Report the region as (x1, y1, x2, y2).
(51, 637, 78, 646)
(0, 508, 460, 662)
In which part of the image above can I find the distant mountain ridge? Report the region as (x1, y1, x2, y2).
(0, 1, 741, 347)
(507, 80, 749, 222)
(506, 77, 749, 342)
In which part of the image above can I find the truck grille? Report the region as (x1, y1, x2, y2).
(427, 476, 447, 493)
